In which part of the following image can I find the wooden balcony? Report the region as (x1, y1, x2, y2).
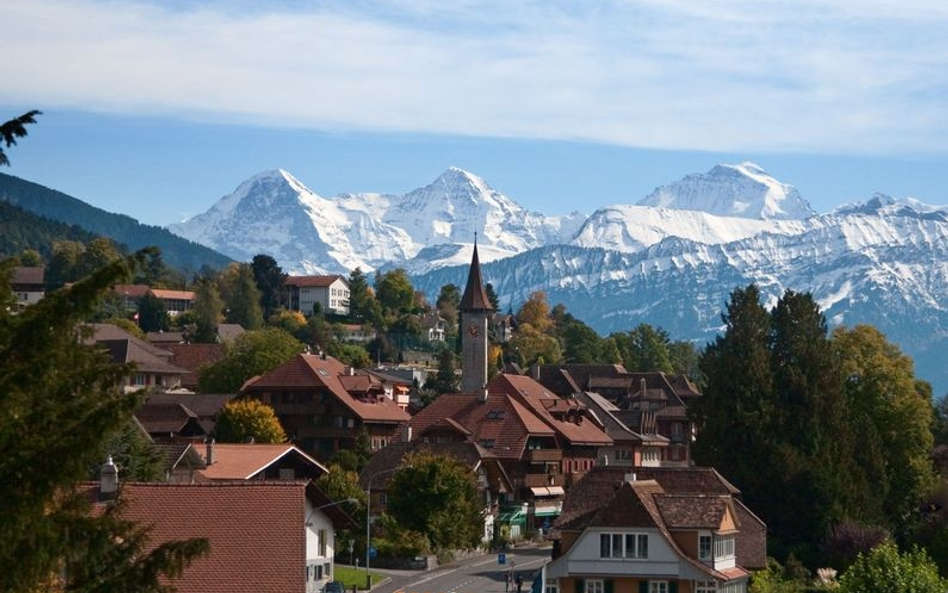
(527, 449, 563, 463)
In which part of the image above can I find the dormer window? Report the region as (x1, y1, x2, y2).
(714, 534, 736, 561)
(699, 533, 712, 561)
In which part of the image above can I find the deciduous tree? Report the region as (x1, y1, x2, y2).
(198, 328, 303, 393)
(214, 399, 287, 443)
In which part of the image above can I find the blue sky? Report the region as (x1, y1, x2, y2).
(3, 0, 948, 226)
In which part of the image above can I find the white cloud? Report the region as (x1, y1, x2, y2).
(3, 0, 948, 154)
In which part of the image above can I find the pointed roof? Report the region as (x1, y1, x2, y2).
(459, 242, 494, 312)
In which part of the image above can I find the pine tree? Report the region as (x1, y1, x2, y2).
(0, 253, 206, 591)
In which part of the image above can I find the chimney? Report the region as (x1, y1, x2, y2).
(478, 388, 489, 403)
(206, 439, 215, 465)
(100, 456, 119, 499)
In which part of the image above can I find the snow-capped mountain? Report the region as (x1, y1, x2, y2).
(412, 198, 948, 395)
(166, 162, 948, 394)
(169, 167, 584, 275)
(637, 162, 816, 220)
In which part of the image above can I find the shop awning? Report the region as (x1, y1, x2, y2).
(496, 509, 525, 522)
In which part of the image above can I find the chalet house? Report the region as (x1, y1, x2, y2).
(618, 374, 702, 467)
(534, 365, 702, 467)
(574, 391, 669, 468)
(112, 284, 196, 316)
(160, 343, 227, 391)
(240, 353, 411, 460)
(198, 441, 329, 482)
(408, 373, 614, 536)
(545, 466, 766, 593)
(11, 266, 45, 310)
(88, 323, 188, 392)
(360, 438, 513, 543)
(92, 480, 356, 593)
(337, 323, 376, 343)
(144, 392, 235, 435)
(135, 402, 209, 442)
(419, 311, 448, 342)
(285, 275, 350, 316)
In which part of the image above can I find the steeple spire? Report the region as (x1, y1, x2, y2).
(460, 239, 494, 313)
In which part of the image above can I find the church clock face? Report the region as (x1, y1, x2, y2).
(467, 324, 481, 338)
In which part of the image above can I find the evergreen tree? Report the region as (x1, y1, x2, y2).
(137, 291, 170, 332)
(189, 276, 224, 344)
(484, 282, 501, 312)
(0, 253, 207, 591)
(0, 109, 40, 166)
(250, 254, 285, 318)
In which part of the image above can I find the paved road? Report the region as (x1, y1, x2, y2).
(370, 545, 550, 593)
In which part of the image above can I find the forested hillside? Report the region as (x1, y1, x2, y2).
(0, 173, 232, 272)
(0, 200, 105, 259)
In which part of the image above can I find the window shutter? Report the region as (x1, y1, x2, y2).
(604, 579, 614, 593)
(638, 581, 649, 593)
(669, 582, 678, 593)
(574, 578, 585, 593)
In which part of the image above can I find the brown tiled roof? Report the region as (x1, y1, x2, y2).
(490, 375, 613, 446)
(12, 266, 44, 286)
(145, 392, 235, 433)
(243, 354, 410, 424)
(115, 482, 307, 593)
(285, 275, 347, 288)
(88, 323, 173, 359)
(98, 339, 188, 375)
(163, 343, 226, 390)
(459, 243, 493, 312)
(135, 403, 204, 436)
(154, 442, 207, 475)
(409, 392, 553, 460)
(655, 493, 730, 530)
(146, 331, 186, 344)
(199, 443, 328, 480)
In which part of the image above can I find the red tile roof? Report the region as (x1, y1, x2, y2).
(199, 443, 328, 480)
(285, 275, 347, 288)
(116, 482, 307, 593)
(243, 354, 410, 423)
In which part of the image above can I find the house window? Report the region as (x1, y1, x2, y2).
(599, 532, 648, 559)
(318, 529, 327, 557)
(586, 579, 605, 593)
(133, 373, 147, 386)
(714, 534, 735, 560)
(649, 581, 668, 593)
(279, 468, 295, 480)
(695, 580, 717, 593)
(699, 534, 712, 560)
(544, 578, 558, 593)
(615, 449, 632, 462)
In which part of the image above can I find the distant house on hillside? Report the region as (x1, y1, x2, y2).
(285, 275, 350, 316)
(87, 323, 188, 392)
(112, 284, 195, 316)
(11, 266, 45, 310)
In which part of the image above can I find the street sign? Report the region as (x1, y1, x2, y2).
(368, 546, 377, 559)
(498, 553, 506, 565)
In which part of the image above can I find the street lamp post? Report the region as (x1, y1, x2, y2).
(365, 466, 403, 590)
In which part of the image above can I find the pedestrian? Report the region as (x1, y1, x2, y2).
(516, 573, 523, 593)
(504, 571, 511, 592)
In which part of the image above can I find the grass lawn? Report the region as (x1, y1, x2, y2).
(333, 565, 386, 590)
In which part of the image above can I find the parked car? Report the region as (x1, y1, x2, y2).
(322, 581, 345, 593)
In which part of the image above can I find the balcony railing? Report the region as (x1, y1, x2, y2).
(527, 449, 563, 463)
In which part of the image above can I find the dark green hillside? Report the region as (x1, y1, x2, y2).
(0, 200, 105, 259)
(0, 173, 232, 271)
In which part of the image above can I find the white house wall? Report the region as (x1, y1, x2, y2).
(305, 502, 336, 593)
(562, 528, 680, 578)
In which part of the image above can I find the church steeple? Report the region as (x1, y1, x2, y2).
(460, 238, 493, 394)
(460, 237, 494, 313)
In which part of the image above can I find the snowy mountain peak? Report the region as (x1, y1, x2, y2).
(638, 162, 816, 220)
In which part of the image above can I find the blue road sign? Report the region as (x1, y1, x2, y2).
(498, 553, 506, 564)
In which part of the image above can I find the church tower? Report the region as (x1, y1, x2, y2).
(459, 240, 494, 393)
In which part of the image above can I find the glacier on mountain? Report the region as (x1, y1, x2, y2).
(166, 163, 948, 395)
